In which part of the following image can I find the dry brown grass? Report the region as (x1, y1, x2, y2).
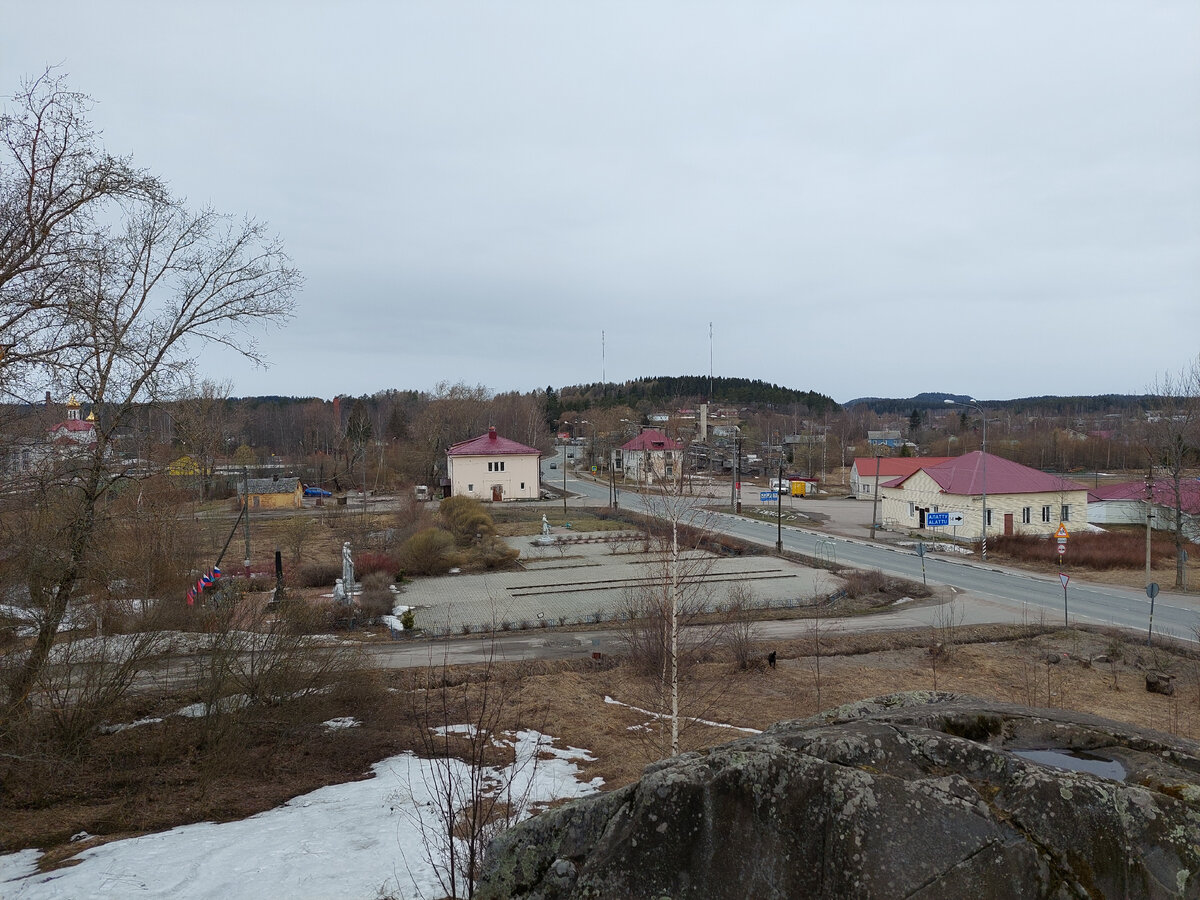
(7, 624, 1200, 868)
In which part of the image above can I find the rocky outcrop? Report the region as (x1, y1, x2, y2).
(477, 692, 1200, 899)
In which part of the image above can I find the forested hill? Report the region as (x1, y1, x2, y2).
(845, 392, 1153, 415)
(557, 376, 838, 412)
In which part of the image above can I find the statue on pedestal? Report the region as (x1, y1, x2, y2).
(342, 541, 355, 591)
(541, 514, 551, 536)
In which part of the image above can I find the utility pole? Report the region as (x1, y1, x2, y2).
(776, 461, 784, 553)
(734, 435, 743, 514)
(241, 467, 251, 578)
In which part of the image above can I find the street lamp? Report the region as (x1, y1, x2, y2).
(946, 398, 988, 560)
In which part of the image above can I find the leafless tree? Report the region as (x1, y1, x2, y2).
(402, 640, 541, 899)
(168, 378, 241, 500)
(1, 73, 299, 718)
(1, 69, 164, 395)
(1142, 356, 1200, 588)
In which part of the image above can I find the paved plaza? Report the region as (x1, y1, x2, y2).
(403, 531, 839, 635)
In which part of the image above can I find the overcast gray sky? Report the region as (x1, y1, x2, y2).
(5, 2, 1198, 404)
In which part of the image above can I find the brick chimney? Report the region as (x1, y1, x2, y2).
(488, 426, 497, 440)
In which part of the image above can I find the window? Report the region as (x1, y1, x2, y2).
(1042, 505, 1052, 522)
(1022, 507, 1031, 524)
(467, 483, 473, 492)
(933, 505, 939, 513)
(908, 502, 915, 517)
(520, 482, 525, 490)
(487, 462, 493, 472)
(665, 464, 673, 477)
(1061, 505, 1070, 522)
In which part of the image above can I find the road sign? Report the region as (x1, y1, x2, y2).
(1056, 544, 1066, 555)
(925, 512, 964, 527)
(760, 491, 778, 502)
(1055, 524, 1070, 539)
(1059, 573, 1069, 587)
(1146, 583, 1160, 599)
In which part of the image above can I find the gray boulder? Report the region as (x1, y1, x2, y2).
(478, 692, 1200, 899)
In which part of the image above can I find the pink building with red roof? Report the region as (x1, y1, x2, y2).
(878, 451, 1089, 539)
(613, 429, 683, 486)
(446, 426, 541, 501)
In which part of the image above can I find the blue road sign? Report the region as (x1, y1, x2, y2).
(760, 491, 778, 502)
(926, 512, 950, 527)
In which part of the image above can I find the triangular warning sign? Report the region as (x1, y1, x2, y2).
(1055, 523, 1069, 539)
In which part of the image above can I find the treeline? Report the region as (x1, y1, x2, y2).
(555, 376, 839, 414)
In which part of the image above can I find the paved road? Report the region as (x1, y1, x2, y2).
(554, 462, 1200, 645)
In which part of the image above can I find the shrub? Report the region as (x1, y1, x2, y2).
(472, 535, 520, 570)
(354, 551, 399, 578)
(400, 528, 457, 576)
(296, 562, 341, 588)
(439, 495, 496, 546)
(356, 572, 394, 619)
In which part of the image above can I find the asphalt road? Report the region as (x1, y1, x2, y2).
(553, 459, 1200, 645)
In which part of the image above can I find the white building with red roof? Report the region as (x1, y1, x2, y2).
(878, 451, 1088, 538)
(446, 427, 541, 501)
(613, 429, 683, 486)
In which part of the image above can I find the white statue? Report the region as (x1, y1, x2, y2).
(541, 514, 550, 536)
(342, 541, 354, 591)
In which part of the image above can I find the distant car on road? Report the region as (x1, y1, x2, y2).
(549, 462, 557, 469)
(303, 485, 332, 497)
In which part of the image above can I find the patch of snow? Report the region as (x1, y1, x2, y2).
(99, 717, 163, 734)
(0, 730, 599, 899)
(321, 717, 360, 730)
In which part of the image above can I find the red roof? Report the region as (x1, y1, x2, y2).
(446, 427, 540, 457)
(885, 452, 1087, 495)
(852, 457, 953, 479)
(1089, 479, 1200, 515)
(49, 419, 95, 434)
(620, 429, 682, 452)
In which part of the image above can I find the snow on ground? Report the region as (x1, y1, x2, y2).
(0, 730, 601, 900)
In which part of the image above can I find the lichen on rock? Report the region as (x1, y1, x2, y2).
(476, 692, 1200, 900)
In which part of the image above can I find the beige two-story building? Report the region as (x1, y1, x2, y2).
(447, 427, 541, 501)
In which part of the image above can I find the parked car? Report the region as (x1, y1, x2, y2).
(303, 485, 332, 497)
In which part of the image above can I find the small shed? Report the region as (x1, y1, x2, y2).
(236, 476, 303, 510)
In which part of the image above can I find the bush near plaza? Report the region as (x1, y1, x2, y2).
(400, 528, 459, 576)
(438, 496, 496, 546)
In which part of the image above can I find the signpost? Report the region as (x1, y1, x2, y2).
(925, 512, 965, 528)
(1146, 582, 1160, 646)
(917, 541, 927, 585)
(1059, 572, 1069, 625)
(760, 491, 778, 502)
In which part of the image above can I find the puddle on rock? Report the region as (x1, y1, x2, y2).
(1013, 749, 1126, 781)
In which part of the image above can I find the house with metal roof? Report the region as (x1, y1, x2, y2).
(849, 457, 954, 500)
(446, 427, 541, 501)
(612, 429, 683, 486)
(878, 452, 1088, 538)
(236, 476, 303, 510)
(1088, 479, 1200, 541)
